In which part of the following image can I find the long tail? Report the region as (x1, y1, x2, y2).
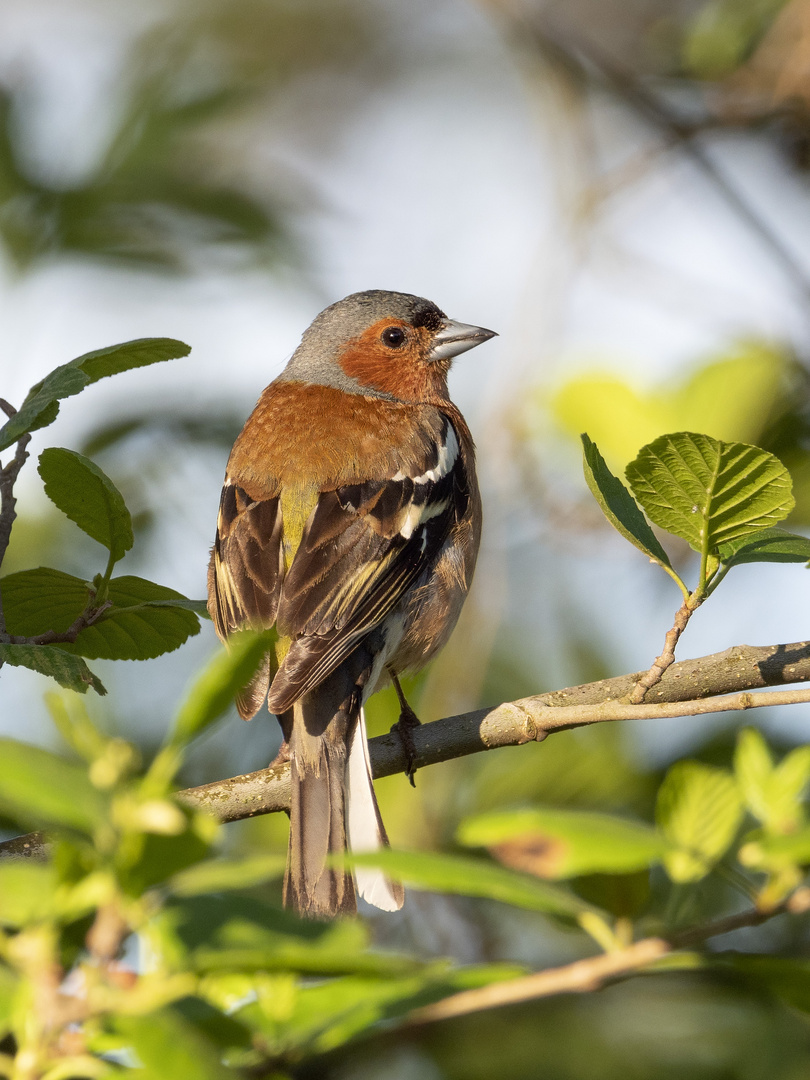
(281, 659, 403, 918)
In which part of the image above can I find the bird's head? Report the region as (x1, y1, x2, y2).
(280, 290, 497, 402)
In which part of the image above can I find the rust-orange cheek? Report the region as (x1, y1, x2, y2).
(338, 321, 443, 401)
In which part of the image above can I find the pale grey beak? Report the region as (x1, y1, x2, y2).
(428, 319, 498, 363)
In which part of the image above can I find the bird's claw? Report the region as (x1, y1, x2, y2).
(390, 703, 421, 787)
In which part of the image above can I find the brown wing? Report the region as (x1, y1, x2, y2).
(267, 417, 470, 714)
(207, 481, 284, 718)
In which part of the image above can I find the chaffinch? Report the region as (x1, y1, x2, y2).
(207, 290, 496, 918)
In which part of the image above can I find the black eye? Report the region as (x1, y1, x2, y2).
(381, 326, 406, 348)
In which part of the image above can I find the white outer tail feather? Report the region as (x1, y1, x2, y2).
(346, 707, 403, 911)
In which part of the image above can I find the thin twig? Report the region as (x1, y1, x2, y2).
(628, 599, 694, 703)
(403, 890, 809, 1026)
(2, 600, 113, 647)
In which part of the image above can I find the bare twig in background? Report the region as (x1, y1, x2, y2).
(3, 637, 810, 860)
(504, 9, 810, 306)
(404, 888, 810, 1025)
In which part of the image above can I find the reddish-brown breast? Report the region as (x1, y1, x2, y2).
(225, 381, 449, 500)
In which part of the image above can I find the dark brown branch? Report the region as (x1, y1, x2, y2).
(4, 637, 810, 860)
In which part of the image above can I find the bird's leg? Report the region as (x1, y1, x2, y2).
(388, 668, 421, 787)
(268, 740, 291, 770)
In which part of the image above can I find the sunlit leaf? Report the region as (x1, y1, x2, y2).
(0, 339, 190, 450)
(346, 849, 592, 917)
(0, 643, 106, 695)
(581, 434, 673, 570)
(38, 448, 134, 562)
(0, 738, 107, 833)
(626, 433, 794, 554)
(735, 729, 810, 834)
(656, 761, 743, 882)
(458, 807, 665, 879)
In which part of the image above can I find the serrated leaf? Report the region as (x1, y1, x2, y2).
(345, 849, 592, 918)
(1, 568, 201, 660)
(458, 807, 665, 878)
(581, 434, 673, 568)
(0, 338, 190, 450)
(656, 761, 743, 882)
(0, 738, 107, 832)
(626, 433, 794, 555)
(38, 448, 133, 561)
(171, 630, 278, 745)
(0, 642, 106, 695)
(718, 528, 810, 566)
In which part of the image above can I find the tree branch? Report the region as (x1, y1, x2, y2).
(3, 637, 810, 859)
(0, 399, 31, 636)
(402, 887, 810, 1025)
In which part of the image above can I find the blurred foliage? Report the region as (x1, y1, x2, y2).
(0, 0, 394, 273)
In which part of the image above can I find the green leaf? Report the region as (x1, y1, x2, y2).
(1, 568, 201, 660)
(0, 338, 190, 451)
(113, 1009, 232, 1080)
(38, 448, 133, 561)
(0, 863, 58, 926)
(626, 433, 794, 555)
(656, 761, 743, 882)
(735, 729, 810, 834)
(168, 854, 287, 897)
(345, 849, 592, 918)
(0, 642, 106, 695)
(581, 434, 673, 569)
(458, 807, 665, 878)
(0, 367, 89, 451)
(0, 738, 107, 832)
(171, 630, 278, 745)
(70, 337, 191, 383)
(718, 528, 810, 567)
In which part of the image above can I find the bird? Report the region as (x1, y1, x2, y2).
(207, 289, 496, 918)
